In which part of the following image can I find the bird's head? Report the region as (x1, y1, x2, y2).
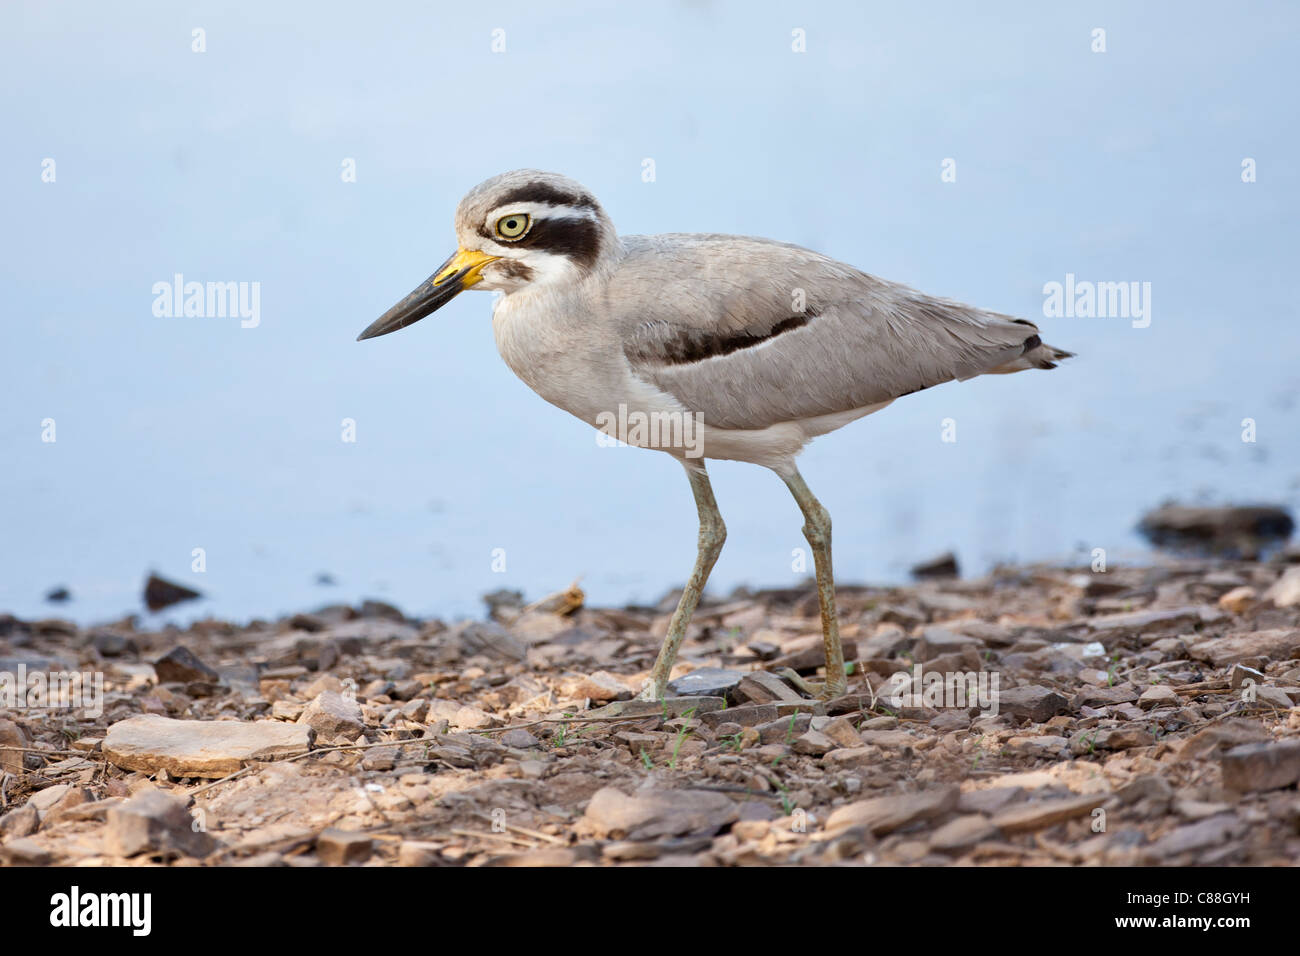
(357, 169, 616, 341)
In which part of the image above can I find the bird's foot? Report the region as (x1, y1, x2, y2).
(776, 667, 846, 702)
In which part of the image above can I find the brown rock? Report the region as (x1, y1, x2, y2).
(105, 789, 214, 858)
(791, 730, 836, 756)
(824, 786, 958, 836)
(103, 714, 312, 778)
(1138, 684, 1179, 709)
(929, 814, 996, 852)
(153, 645, 219, 684)
(317, 828, 373, 865)
(1189, 629, 1300, 667)
(582, 787, 738, 840)
(0, 805, 39, 839)
(298, 690, 366, 739)
(991, 794, 1103, 833)
(1219, 741, 1300, 792)
(733, 672, 804, 704)
(143, 573, 202, 611)
(998, 685, 1070, 723)
(1218, 586, 1258, 614)
(820, 716, 864, 749)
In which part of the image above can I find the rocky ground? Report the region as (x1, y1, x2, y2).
(2, 555, 1300, 868)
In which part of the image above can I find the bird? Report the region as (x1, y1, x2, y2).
(358, 169, 1073, 702)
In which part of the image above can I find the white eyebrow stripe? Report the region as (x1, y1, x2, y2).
(485, 202, 599, 224)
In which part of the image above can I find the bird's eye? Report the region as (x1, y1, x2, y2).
(495, 213, 531, 240)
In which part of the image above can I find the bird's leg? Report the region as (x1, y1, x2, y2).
(781, 468, 848, 700)
(637, 462, 727, 700)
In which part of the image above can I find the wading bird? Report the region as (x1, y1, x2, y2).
(358, 170, 1072, 701)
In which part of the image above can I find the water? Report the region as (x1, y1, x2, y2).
(3, 1, 1298, 627)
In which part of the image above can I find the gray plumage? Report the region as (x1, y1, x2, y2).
(361, 169, 1075, 702)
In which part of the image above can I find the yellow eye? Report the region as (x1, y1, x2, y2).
(495, 213, 531, 240)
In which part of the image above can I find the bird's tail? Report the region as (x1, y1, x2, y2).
(988, 333, 1075, 374)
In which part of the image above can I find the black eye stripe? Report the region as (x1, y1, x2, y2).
(512, 216, 601, 268)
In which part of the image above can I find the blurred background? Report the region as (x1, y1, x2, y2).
(2, 1, 1297, 625)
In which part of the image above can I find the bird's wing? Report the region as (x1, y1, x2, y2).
(608, 234, 1053, 430)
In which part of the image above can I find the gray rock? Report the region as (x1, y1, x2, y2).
(298, 690, 366, 739)
(732, 672, 803, 704)
(153, 645, 219, 684)
(1189, 629, 1300, 667)
(824, 786, 958, 836)
(582, 787, 739, 840)
(105, 789, 214, 858)
(501, 728, 541, 749)
(998, 685, 1070, 723)
(1219, 741, 1300, 792)
(666, 668, 745, 698)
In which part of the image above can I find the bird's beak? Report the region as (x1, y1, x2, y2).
(356, 247, 499, 341)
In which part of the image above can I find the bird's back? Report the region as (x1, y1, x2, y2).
(607, 233, 1070, 432)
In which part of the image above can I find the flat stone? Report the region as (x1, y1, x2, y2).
(824, 786, 958, 836)
(501, 728, 541, 749)
(699, 703, 778, 729)
(929, 814, 996, 852)
(298, 690, 366, 739)
(755, 713, 811, 744)
(820, 716, 864, 749)
(103, 714, 312, 778)
(666, 668, 745, 698)
(153, 645, 219, 684)
(1138, 684, 1179, 709)
(822, 746, 881, 769)
(105, 788, 214, 858)
(732, 672, 804, 704)
(998, 686, 1070, 723)
(317, 828, 373, 865)
(582, 787, 738, 840)
(1092, 727, 1155, 751)
(1189, 629, 1300, 667)
(1219, 741, 1300, 792)
(858, 729, 918, 749)
(1179, 719, 1271, 761)
(991, 794, 1103, 834)
(1145, 814, 1244, 859)
(791, 730, 836, 756)
(1, 838, 50, 865)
